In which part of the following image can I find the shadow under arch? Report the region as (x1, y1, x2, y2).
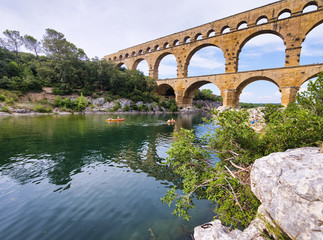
(154, 52, 177, 79)
(182, 80, 221, 105)
(116, 62, 127, 69)
(156, 83, 175, 98)
(184, 43, 224, 77)
(237, 30, 286, 72)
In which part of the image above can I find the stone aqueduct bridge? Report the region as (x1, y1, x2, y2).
(105, 0, 323, 107)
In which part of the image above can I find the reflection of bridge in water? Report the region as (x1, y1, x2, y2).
(105, 0, 323, 107)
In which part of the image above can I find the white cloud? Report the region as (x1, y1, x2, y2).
(190, 54, 224, 69)
(0, 0, 280, 58)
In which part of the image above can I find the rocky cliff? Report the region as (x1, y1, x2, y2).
(194, 147, 323, 240)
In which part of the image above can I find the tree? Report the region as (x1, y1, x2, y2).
(296, 72, 323, 117)
(42, 28, 87, 60)
(23, 35, 42, 66)
(162, 80, 323, 228)
(0, 30, 23, 63)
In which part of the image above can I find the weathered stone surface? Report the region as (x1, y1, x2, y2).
(251, 147, 323, 240)
(194, 147, 323, 240)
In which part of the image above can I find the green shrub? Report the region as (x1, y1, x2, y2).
(1, 105, 10, 113)
(0, 94, 6, 101)
(74, 94, 89, 112)
(34, 104, 53, 113)
(130, 102, 138, 111)
(5, 97, 15, 105)
(162, 75, 323, 228)
(123, 105, 130, 111)
(112, 101, 121, 112)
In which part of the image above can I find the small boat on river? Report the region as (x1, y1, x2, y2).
(106, 118, 125, 122)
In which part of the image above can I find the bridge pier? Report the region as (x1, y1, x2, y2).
(280, 86, 300, 107)
(222, 89, 239, 107)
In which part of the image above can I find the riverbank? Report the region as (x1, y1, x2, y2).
(0, 88, 220, 116)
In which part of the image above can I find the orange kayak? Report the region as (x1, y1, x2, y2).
(106, 118, 125, 122)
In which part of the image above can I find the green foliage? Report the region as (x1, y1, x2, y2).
(262, 103, 322, 155)
(162, 81, 323, 228)
(0, 94, 5, 101)
(239, 102, 264, 109)
(194, 89, 222, 102)
(1, 105, 10, 113)
(112, 101, 121, 112)
(34, 104, 53, 113)
(296, 73, 323, 117)
(5, 97, 15, 105)
(262, 104, 283, 124)
(74, 94, 89, 112)
(122, 104, 130, 112)
(53, 95, 89, 112)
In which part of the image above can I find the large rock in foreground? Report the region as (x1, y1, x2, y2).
(251, 147, 323, 240)
(194, 147, 323, 240)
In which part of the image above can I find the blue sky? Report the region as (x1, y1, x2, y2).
(0, 0, 322, 103)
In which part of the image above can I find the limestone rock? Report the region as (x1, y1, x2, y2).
(194, 147, 323, 240)
(251, 147, 323, 240)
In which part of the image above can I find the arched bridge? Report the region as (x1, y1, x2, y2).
(105, 0, 323, 107)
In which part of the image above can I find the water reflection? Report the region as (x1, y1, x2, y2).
(0, 113, 208, 189)
(0, 113, 214, 240)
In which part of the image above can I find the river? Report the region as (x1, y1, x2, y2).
(0, 113, 214, 240)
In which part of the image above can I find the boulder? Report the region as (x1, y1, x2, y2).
(194, 147, 323, 240)
(251, 147, 323, 240)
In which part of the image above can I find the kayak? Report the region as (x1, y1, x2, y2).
(106, 118, 125, 122)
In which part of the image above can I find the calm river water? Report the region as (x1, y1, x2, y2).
(0, 113, 214, 240)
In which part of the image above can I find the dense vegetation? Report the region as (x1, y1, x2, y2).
(193, 89, 222, 102)
(0, 29, 177, 111)
(162, 73, 323, 228)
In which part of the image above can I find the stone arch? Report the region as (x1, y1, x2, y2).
(278, 9, 292, 20)
(173, 40, 180, 46)
(154, 45, 160, 51)
(237, 30, 285, 71)
(221, 26, 230, 34)
(184, 44, 225, 77)
(146, 47, 151, 53)
(300, 21, 323, 65)
(207, 30, 216, 37)
(302, 1, 318, 13)
(132, 58, 146, 70)
(256, 16, 268, 25)
(184, 36, 191, 43)
(303, 19, 323, 37)
(236, 77, 281, 104)
(237, 21, 248, 30)
(156, 83, 175, 98)
(163, 42, 170, 49)
(153, 52, 177, 79)
(125, 53, 129, 58)
(183, 80, 221, 105)
(300, 71, 322, 86)
(116, 62, 127, 69)
(195, 33, 203, 41)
